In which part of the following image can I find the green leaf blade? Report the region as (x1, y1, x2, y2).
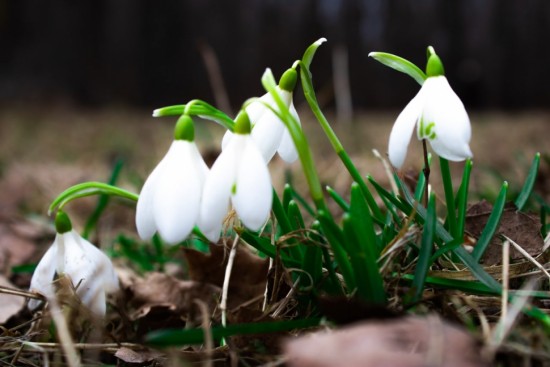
(368, 52, 427, 85)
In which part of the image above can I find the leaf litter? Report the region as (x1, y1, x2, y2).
(0, 111, 549, 366)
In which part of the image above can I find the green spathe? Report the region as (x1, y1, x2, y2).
(174, 115, 195, 141)
(426, 46, 445, 77)
(233, 111, 251, 134)
(55, 211, 72, 234)
(279, 68, 298, 92)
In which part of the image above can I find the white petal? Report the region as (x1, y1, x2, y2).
(250, 109, 285, 163)
(388, 89, 425, 169)
(247, 88, 292, 163)
(28, 239, 58, 310)
(135, 144, 171, 240)
(221, 130, 233, 151)
(421, 77, 473, 161)
(152, 141, 203, 244)
(191, 141, 210, 180)
(276, 100, 300, 163)
(232, 138, 273, 231)
(198, 135, 243, 240)
(64, 231, 119, 315)
(246, 92, 273, 124)
(29, 231, 119, 316)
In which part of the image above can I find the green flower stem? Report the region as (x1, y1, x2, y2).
(49, 182, 138, 215)
(439, 157, 457, 238)
(299, 60, 383, 221)
(261, 69, 328, 214)
(153, 100, 235, 131)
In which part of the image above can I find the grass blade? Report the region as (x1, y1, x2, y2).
(348, 183, 386, 304)
(239, 230, 300, 269)
(439, 157, 457, 238)
(397, 174, 502, 292)
(472, 182, 508, 262)
(515, 152, 540, 211)
(455, 159, 472, 239)
(317, 211, 356, 292)
(407, 193, 436, 304)
(368, 52, 427, 85)
(147, 318, 321, 347)
(326, 185, 350, 212)
(83, 159, 124, 239)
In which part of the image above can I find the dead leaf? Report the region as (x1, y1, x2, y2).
(183, 244, 269, 309)
(0, 223, 37, 271)
(114, 346, 163, 364)
(0, 275, 26, 324)
(465, 201, 544, 265)
(129, 272, 221, 327)
(284, 315, 489, 367)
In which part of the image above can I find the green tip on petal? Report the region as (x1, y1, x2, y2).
(55, 211, 72, 234)
(174, 115, 195, 141)
(279, 68, 298, 92)
(426, 46, 445, 77)
(233, 110, 251, 135)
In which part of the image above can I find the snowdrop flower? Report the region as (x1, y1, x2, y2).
(199, 111, 272, 242)
(388, 47, 472, 169)
(223, 68, 300, 163)
(136, 115, 209, 244)
(29, 211, 119, 316)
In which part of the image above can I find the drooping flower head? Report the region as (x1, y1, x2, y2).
(223, 68, 301, 164)
(135, 115, 209, 244)
(388, 46, 472, 169)
(199, 110, 273, 242)
(29, 211, 119, 316)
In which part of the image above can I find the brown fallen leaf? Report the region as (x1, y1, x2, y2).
(284, 315, 489, 367)
(0, 275, 26, 324)
(0, 223, 37, 272)
(114, 346, 163, 364)
(183, 244, 269, 309)
(129, 272, 221, 326)
(465, 201, 544, 266)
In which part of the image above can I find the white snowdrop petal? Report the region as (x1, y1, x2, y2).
(276, 101, 300, 163)
(245, 93, 274, 124)
(221, 130, 233, 151)
(198, 136, 243, 239)
(28, 242, 57, 310)
(29, 230, 119, 316)
(202, 224, 223, 243)
(66, 231, 119, 315)
(153, 141, 202, 245)
(388, 90, 425, 169)
(66, 232, 119, 285)
(422, 77, 473, 161)
(191, 142, 210, 180)
(135, 144, 173, 240)
(232, 139, 273, 231)
(251, 111, 285, 163)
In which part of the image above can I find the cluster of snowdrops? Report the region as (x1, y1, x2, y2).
(29, 39, 473, 318)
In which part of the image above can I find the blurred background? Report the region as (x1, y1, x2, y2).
(0, 0, 549, 219)
(2, 0, 550, 111)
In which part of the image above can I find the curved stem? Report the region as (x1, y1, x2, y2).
(299, 61, 383, 221)
(153, 100, 235, 131)
(49, 182, 138, 215)
(261, 70, 328, 214)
